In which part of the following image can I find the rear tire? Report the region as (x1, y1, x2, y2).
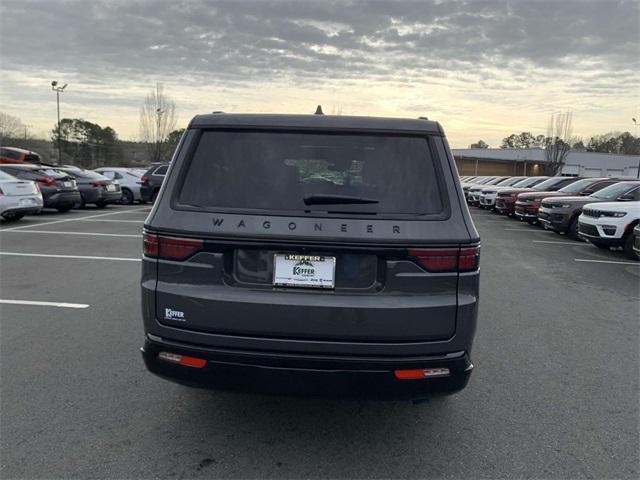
(96, 201, 108, 209)
(623, 234, 638, 260)
(120, 188, 134, 205)
(151, 190, 159, 203)
(56, 206, 72, 213)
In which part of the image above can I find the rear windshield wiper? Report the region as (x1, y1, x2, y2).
(303, 194, 379, 206)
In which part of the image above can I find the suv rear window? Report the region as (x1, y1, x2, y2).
(178, 131, 444, 215)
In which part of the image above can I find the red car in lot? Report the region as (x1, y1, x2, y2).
(495, 176, 579, 216)
(514, 177, 622, 223)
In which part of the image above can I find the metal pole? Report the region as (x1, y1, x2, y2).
(633, 119, 639, 179)
(56, 90, 61, 165)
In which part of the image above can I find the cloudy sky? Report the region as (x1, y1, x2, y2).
(1, 0, 638, 147)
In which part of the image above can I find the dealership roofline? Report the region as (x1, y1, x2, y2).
(451, 147, 640, 164)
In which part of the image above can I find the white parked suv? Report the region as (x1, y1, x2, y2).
(93, 167, 145, 205)
(578, 201, 640, 259)
(479, 176, 548, 209)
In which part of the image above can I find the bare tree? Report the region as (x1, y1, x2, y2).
(543, 111, 574, 176)
(0, 112, 24, 145)
(139, 84, 177, 163)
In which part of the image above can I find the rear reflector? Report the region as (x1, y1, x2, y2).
(408, 246, 480, 272)
(158, 352, 207, 368)
(143, 232, 203, 260)
(394, 367, 451, 380)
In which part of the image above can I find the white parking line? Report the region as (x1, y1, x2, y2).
(80, 219, 143, 223)
(574, 258, 639, 266)
(0, 252, 141, 262)
(1, 207, 149, 231)
(1, 230, 141, 238)
(0, 299, 89, 309)
(505, 228, 537, 231)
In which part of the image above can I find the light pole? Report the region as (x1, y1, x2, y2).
(633, 118, 639, 178)
(155, 108, 164, 162)
(51, 81, 67, 165)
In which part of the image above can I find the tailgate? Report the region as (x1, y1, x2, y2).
(151, 235, 466, 342)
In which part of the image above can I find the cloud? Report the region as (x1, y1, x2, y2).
(0, 0, 637, 146)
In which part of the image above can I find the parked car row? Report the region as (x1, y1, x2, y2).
(0, 161, 173, 222)
(460, 175, 640, 260)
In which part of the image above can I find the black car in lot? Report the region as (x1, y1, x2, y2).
(0, 164, 81, 212)
(538, 181, 640, 239)
(58, 168, 121, 208)
(140, 113, 480, 401)
(139, 163, 169, 202)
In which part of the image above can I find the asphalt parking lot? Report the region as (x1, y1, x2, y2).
(1, 206, 638, 479)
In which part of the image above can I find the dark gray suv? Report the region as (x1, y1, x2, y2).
(141, 113, 480, 400)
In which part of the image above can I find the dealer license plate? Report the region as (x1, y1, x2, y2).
(273, 254, 336, 289)
(19, 198, 36, 206)
(106, 184, 116, 191)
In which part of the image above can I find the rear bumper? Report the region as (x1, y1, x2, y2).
(1, 205, 41, 217)
(140, 185, 154, 201)
(80, 188, 122, 204)
(99, 190, 123, 204)
(44, 191, 81, 208)
(141, 336, 473, 400)
(0, 195, 43, 216)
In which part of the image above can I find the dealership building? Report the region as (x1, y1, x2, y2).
(452, 148, 640, 178)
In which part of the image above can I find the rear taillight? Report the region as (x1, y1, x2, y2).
(37, 176, 56, 186)
(408, 246, 480, 273)
(143, 232, 159, 257)
(91, 181, 106, 188)
(458, 247, 480, 271)
(394, 367, 451, 380)
(0, 187, 4, 195)
(143, 232, 204, 261)
(140, 175, 149, 184)
(157, 352, 207, 368)
(34, 183, 40, 193)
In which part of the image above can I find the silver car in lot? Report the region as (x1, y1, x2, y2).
(0, 169, 43, 221)
(93, 167, 145, 205)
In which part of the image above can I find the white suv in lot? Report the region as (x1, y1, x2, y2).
(578, 201, 640, 260)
